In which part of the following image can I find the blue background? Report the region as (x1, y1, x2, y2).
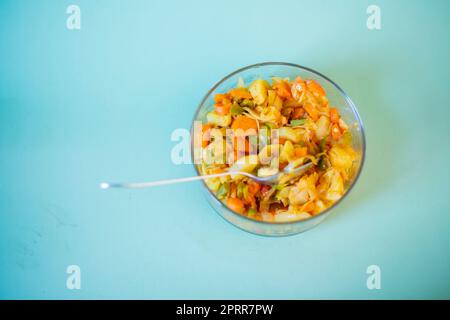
(1, 0, 449, 299)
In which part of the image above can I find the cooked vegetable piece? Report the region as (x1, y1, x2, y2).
(273, 81, 292, 99)
(214, 93, 232, 115)
(330, 108, 340, 123)
(316, 115, 330, 140)
(303, 103, 319, 122)
(240, 99, 255, 108)
(247, 182, 261, 194)
(229, 155, 259, 173)
(207, 111, 231, 127)
(279, 127, 302, 143)
(202, 124, 212, 148)
(292, 108, 305, 119)
(227, 197, 245, 213)
(249, 79, 270, 105)
(231, 115, 258, 132)
(329, 145, 354, 171)
(306, 80, 326, 96)
(257, 166, 279, 177)
(294, 147, 308, 158)
(258, 144, 280, 165)
(331, 123, 342, 140)
(280, 140, 295, 163)
(231, 103, 244, 116)
(230, 88, 252, 100)
(216, 183, 230, 199)
(290, 118, 306, 126)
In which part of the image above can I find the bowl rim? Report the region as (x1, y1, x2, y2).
(190, 61, 366, 226)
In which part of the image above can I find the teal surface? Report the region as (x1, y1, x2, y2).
(1, 0, 449, 299)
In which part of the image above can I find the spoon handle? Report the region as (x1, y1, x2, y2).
(100, 171, 252, 189)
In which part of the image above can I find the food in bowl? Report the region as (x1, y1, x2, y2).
(196, 75, 359, 223)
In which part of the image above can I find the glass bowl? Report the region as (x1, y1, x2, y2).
(190, 62, 365, 236)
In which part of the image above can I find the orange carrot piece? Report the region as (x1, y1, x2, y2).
(215, 104, 231, 115)
(214, 93, 230, 104)
(331, 123, 342, 140)
(201, 124, 212, 148)
(227, 197, 245, 214)
(303, 103, 319, 122)
(273, 82, 292, 99)
(202, 124, 212, 131)
(294, 147, 308, 158)
(292, 107, 305, 119)
(243, 192, 254, 205)
(301, 201, 315, 213)
(306, 80, 326, 96)
(211, 168, 225, 174)
(231, 115, 258, 132)
(248, 182, 261, 195)
(291, 77, 306, 101)
(214, 93, 232, 115)
(230, 184, 237, 198)
(330, 108, 340, 124)
(229, 88, 252, 100)
(295, 76, 305, 84)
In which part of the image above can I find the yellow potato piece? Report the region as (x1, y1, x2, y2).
(249, 79, 270, 105)
(316, 115, 330, 140)
(258, 144, 281, 165)
(257, 166, 279, 177)
(279, 127, 302, 143)
(229, 155, 259, 173)
(206, 111, 231, 127)
(318, 168, 344, 201)
(274, 212, 310, 222)
(280, 140, 294, 163)
(329, 145, 354, 170)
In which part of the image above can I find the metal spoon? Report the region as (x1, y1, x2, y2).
(100, 162, 313, 189)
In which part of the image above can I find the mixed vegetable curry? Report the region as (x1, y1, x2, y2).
(198, 76, 358, 222)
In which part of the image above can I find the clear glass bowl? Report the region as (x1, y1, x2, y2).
(191, 62, 366, 236)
